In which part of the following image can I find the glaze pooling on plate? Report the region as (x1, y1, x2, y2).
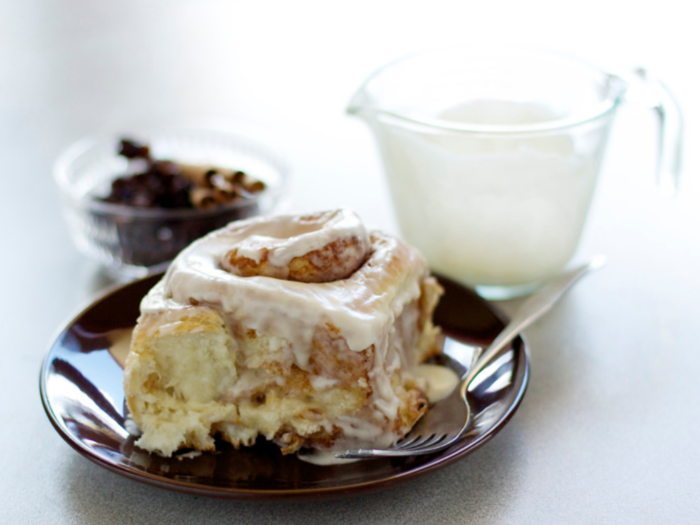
(40, 274, 529, 500)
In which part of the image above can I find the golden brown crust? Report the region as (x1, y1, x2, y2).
(287, 237, 366, 282)
(417, 277, 445, 361)
(224, 236, 367, 283)
(396, 385, 429, 433)
(309, 324, 372, 387)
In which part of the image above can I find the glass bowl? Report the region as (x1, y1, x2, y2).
(54, 122, 289, 281)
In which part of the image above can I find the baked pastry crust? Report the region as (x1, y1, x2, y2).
(124, 210, 442, 457)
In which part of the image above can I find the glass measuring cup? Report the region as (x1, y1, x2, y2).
(348, 48, 683, 299)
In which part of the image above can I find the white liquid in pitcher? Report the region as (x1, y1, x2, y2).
(376, 100, 601, 287)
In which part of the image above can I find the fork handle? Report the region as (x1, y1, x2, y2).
(464, 257, 607, 387)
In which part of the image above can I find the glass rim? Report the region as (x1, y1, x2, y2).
(348, 46, 628, 135)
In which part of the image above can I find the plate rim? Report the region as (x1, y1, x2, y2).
(40, 274, 530, 500)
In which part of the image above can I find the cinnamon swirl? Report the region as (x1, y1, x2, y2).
(124, 209, 443, 458)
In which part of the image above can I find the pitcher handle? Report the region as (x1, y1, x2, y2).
(631, 68, 684, 195)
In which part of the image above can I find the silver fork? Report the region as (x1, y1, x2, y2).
(336, 256, 606, 459)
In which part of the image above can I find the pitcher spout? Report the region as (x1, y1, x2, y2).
(346, 85, 373, 119)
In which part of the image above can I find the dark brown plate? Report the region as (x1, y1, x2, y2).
(40, 274, 529, 500)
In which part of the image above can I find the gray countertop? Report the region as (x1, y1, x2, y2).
(2, 1, 699, 523)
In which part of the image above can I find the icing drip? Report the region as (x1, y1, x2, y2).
(144, 210, 427, 356)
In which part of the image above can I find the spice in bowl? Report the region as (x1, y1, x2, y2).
(100, 139, 266, 210)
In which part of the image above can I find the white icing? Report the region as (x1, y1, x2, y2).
(106, 328, 133, 369)
(335, 415, 387, 441)
(230, 209, 369, 266)
(228, 369, 274, 398)
(143, 211, 427, 356)
(309, 375, 339, 389)
(414, 364, 460, 403)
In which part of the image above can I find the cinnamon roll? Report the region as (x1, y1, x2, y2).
(124, 209, 443, 458)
